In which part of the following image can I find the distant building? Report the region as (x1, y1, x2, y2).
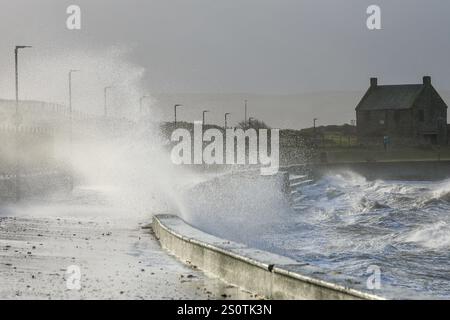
(356, 76, 448, 145)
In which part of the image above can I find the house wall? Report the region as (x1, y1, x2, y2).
(412, 86, 447, 145)
(357, 85, 448, 145)
(356, 109, 414, 145)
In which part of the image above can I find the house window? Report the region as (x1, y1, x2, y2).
(418, 110, 425, 122)
(379, 119, 385, 125)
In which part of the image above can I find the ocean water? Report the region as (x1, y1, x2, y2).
(274, 172, 450, 298)
(183, 171, 450, 299)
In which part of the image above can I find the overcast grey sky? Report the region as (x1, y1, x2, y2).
(2, 0, 450, 93)
(1, 0, 450, 128)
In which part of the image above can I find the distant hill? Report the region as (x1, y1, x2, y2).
(298, 124, 357, 136)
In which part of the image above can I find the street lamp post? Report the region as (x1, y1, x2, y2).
(104, 86, 112, 117)
(202, 110, 209, 126)
(69, 69, 80, 115)
(244, 99, 248, 126)
(14, 45, 32, 202)
(15, 46, 32, 112)
(224, 113, 231, 129)
(68, 69, 79, 191)
(174, 104, 182, 125)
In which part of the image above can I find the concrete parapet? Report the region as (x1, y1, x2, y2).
(152, 214, 384, 300)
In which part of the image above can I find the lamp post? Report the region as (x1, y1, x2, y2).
(14, 45, 32, 202)
(224, 113, 231, 129)
(174, 104, 182, 125)
(244, 99, 248, 126)
(68, 69, 79, 191)
(15, 46, 32, 113)
(139, 95, 150, 114)
(104, 86, 113, 117)
(69, 70, 80, 115)
(202, 110, 209, 126)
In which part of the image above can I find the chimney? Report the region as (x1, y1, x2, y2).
(423, 76, 431, 86)
(370, 77, 378, 88)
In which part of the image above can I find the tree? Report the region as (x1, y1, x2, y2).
(236, 118, 271, 130)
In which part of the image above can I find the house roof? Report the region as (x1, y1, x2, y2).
(356, 84, 424, 111)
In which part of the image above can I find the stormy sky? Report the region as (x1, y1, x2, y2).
(1, 0, 450, 128)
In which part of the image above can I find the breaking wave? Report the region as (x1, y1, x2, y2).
(183, 170, 450, 299)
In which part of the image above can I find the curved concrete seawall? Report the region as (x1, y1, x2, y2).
(152, 214, 384, 300)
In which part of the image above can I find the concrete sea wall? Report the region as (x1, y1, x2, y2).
(283, 160, 450, 181)
(152, 214, 384, 300)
